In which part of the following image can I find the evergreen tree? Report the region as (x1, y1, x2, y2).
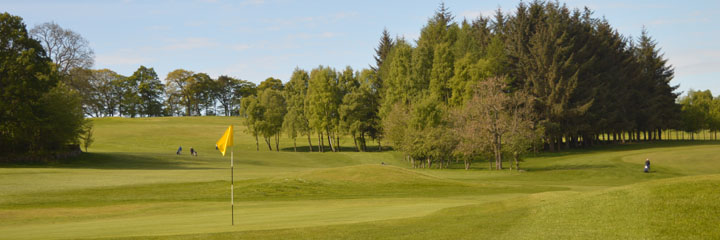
(429, 42, 454, 103)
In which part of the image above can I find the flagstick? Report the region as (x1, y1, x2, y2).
(231, 146, 234, 226)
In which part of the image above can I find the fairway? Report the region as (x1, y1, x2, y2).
(1, 117, 719, 239)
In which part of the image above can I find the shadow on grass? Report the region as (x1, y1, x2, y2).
(279, 145, 394, 152)
(527, 140, 720, 159)
(0, 152, 221, 170)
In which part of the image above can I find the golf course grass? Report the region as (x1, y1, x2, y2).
(1, 116, 718, 239)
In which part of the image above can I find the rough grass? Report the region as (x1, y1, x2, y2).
(1, 116, 719, 239)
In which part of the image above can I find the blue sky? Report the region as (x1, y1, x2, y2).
(3, 0, 719, 95)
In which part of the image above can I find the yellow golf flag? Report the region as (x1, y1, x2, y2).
(216, 125, 233, 156)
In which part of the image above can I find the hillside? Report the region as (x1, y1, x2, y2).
(0, 116, 718, 239)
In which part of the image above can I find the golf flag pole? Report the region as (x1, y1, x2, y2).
(216, 125, 234, 226)
(231, 146, 234, 226)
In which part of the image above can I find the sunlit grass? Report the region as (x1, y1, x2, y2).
(1, 116, 719, 239)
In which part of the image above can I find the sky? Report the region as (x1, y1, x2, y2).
(3, 0, 719, 96)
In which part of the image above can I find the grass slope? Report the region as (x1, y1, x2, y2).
(0, 116, 718, 239)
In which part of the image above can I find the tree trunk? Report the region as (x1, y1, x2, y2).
(548, 136, 556, 152)
(494, 134, 503, 170)
(275, 133, 280, 152)
(353, 133, 359, 152)
(336, 135, 341, 152)
(255, 135, 259, 151)
(318, 132, 324, 152)
(265, 137, 272, 151)
(263, 137, 272, 151)
(293, 138, 297, 152)
(359, 132, 366, 152)
(326, 129, 335, 152)
(378, 139, 382, 152)
(307, 134, 313, 152)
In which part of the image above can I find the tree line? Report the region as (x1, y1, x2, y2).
(5, 1, 716, 169)
(71, 67, 257, 118)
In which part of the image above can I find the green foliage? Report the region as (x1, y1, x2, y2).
(679, 90, 712, 138)
(257, 77, 284, 92)
(373, 28, 395, 74)
(88, 69, 125, 117)
(36, 82, 86, 150)
(339, 69, 379, 151)
(240, 95, 262, 150)
(0, 12, 85, 156)
(80, 120, 94, 152)
(257, 88, 287, 151)
(381, 39, 413, 115)
(282, 69, 311, 151)
(305, 66, 341, 152)
(117, 66, 164, 117)
(429, 42, 454, 103)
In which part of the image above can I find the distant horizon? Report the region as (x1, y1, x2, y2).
(4, 0, 719, 96)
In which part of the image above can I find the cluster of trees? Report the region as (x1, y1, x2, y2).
(240, 67, 382, 153)
(372, 1, 681, 169)
(0, 14, 88, 156)
(678, 90, 720, 140)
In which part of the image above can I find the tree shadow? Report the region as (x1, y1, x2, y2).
(0, 152, 221, 170)
(279, 145, 394, 152)
(528, 141, 720, 159)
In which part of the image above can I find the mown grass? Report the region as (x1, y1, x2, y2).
(1, 116, 719, 239)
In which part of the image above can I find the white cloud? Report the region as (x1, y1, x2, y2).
(240, 0, 265, 6)
(287, 32, 340, 40)
(399, 33, 419, 42)
(265, 11, 358, 30)
(163, 38, 218, 50)
(146, 25, 171, 31)
(95, 54, 151, 66)
(460, 10, 495, 20)
(231, 44, 251, 51)
(648, 16, 710, 26)
(670, 50, 720, 76)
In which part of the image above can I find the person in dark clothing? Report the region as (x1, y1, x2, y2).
(190, 147, 195, 156)
(177, 146, 182, 155)
(644, 158, 650, 173)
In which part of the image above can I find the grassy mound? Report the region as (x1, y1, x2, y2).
(137, 174, 720, 240)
